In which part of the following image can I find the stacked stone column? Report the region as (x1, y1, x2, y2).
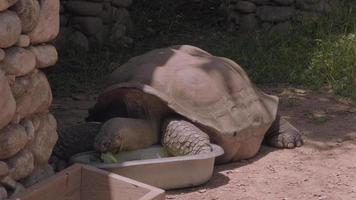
(223, 0, 335, 33)
(57, 0, 133, 51)
(0, 0, 59, 198)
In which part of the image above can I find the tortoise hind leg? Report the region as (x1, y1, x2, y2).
(264, 115, 303, 148)
(162, 118, 212, 156)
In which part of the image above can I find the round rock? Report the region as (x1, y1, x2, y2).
(71, 16, 103, 36)
(111, 0, 132, 8)
(0, 0, 18, 12)
(6, 149, 34, 180)
(28, 0, 60, 44)
(16, 34, 30, 47)
(0, 47, 36, 77)
(0, 162, 9, 178)
(235, 1, 257, 13)
(0, 176, 17, 189)
(14, 0, 41, 33)
(296, 0, 331, 12)
(65, 1, 103, 16)
(68, 30, 90, 51)
(0, 71, 16, 130)
(29, 45, 58, 68)
(0, 11, 22, 48)
(0, 124, 28, 160)
(113, 8, 130, 24)
(256, 6, 296, 22)
(29, 113, 58, 166)
(10, 71, 53, 119)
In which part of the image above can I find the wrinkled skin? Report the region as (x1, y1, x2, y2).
(94, 118, 158, 154)
(265, 115, 303, 148)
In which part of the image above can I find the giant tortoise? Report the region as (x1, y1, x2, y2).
(53, 45, 302, 165)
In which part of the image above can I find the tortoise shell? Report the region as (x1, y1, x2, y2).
(88, 45, 279, 162)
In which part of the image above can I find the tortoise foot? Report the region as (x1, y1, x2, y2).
(265, 116, 303, 149)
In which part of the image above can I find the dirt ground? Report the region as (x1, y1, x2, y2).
(52, 86, 356, 200)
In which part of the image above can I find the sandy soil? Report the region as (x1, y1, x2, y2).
(52, 86, 356, 200)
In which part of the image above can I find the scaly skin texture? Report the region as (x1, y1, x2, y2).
(53, 122, 102, 160)
(94, 117, 158, 154)
(162, 118, 212, 156)
(264, 115, 303, 148)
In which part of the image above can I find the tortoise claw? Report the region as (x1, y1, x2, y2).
(266, 117, 303, 149)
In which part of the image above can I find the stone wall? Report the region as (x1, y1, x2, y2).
(0, 0, 59, 198)
(56, 0, 133, 51)
(222, 0, 336, 33)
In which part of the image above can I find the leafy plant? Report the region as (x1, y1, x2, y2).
(304, 33, 356, 97)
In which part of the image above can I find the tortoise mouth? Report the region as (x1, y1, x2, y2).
(110, 144, 123, 154)
(96, 144, 121, 154)
(95, 138, 121, 153)
(107, 148, 120, 154)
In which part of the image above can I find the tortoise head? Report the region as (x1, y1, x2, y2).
(94, 135, 123, 154)
(94, 121, 125, 154)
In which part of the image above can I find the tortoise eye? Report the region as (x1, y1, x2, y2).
(102, 140, 111, 148)
(233, 131, 237, 137)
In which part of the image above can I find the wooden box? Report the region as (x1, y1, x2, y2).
(12, 164, 165, 200)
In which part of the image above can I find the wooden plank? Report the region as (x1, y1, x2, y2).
(14, 176, 66, 200)
(82, 165, 164, 195)
(81, 165, 163, 200)
(65, 164, 82, 200)
(12, 165, 82, 200)
(81, 166, 148, 200)
(13, 164, 164, 200)
(139, 191, 165, 200)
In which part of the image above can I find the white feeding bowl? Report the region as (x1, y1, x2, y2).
(70, 144, 224, 190)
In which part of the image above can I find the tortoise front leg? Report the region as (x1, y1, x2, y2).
(53, 122, 102, 161)
(162, 118, 212, 156)
(51, 122, 102, 171)
(264, 115, 303, 148)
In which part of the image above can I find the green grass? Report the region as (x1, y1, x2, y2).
(293, 1, 356, 97)
(305, 33, 356, 97)
(48, 0, 356, 98)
